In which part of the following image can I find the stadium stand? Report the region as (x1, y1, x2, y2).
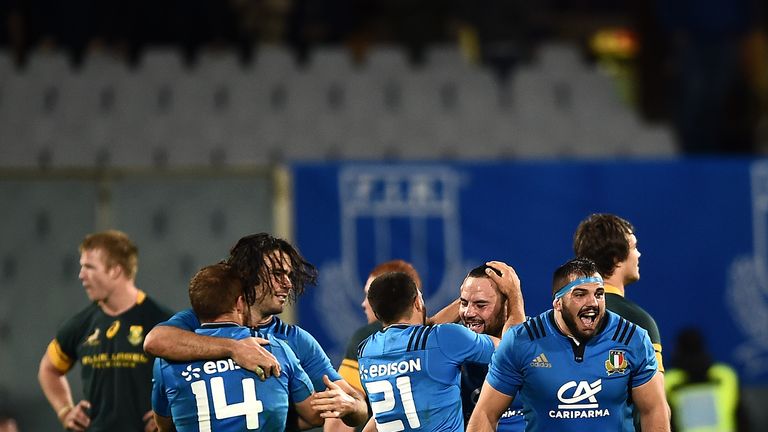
(0, 43, 677, 168)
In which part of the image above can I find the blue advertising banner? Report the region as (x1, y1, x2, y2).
(293, 159, 768, 385)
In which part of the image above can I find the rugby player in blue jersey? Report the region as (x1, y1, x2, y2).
(358, 268, 524, 432)
(467, 257, 670, 432)
(144, 233, 368, 430)
(152, 263, 323, 431)
(459, 263, 526, 431)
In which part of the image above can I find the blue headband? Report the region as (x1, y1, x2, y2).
(554, 276, 604, 300)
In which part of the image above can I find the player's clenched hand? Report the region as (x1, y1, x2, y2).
(310, 375, 357, 418)
(60, 400, 91, 431)
(231, 337, 280, 380)
(143, 410, 159, 432)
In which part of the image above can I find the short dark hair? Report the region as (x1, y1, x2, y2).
(80, 230, 139, 279)
(367, 272, 419, 324)
(552, 257, 600, 295)
(189, 263, 243, 322)
(467, 264, 502, 279)
(226, 233, 318, 306)
(573, 213, 634, 278)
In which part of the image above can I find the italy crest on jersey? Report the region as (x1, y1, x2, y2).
(605, 350, 628, 375)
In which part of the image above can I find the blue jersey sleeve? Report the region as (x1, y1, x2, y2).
(157, 308, 200, 331)
(273, 339, 315, 404)
(486, 327, 522, 398)
(630, 329, 658, 388)
(435, 323, 495, 365)
(151, 358, 171, 417)
(291, 327, 342, 391)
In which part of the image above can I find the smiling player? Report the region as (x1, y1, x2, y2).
(467, 258, 669, 432)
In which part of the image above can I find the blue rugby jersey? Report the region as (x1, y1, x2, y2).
(160, 309, 342, 391)
(152, 324, 314, 432)
(487, 310, 658, 431)
(461, 362, 525, 431)
(358, 323, 495, 432)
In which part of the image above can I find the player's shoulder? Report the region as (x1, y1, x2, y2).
(136, 293, 174, 318)
(267, 336, 300, 364)
(606, 294, 659, 331)
(263, 316, 299, 339)
(514, 311, 555, 343)
(602, 310, 650, 347)
(59, 302, 103, 330)
(344, 322, 382, 359)
(266, 317, 320, 350)
(349, 322, 383, 345)
(430, 322, 466, 336)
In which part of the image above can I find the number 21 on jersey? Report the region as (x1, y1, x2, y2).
(365, 376, 421, 432)
(190, 377, 264, 431)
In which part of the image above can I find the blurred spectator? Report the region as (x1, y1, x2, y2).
(0, 0, 25, 64)
(285, 0, 356, 62)
(665, 327, 750, 432)
(658, 0, 760, 154)
(452, 0, 548, 80)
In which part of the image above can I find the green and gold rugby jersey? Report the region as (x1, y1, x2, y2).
(604, 284, 664, 372)
(46, 290, 172, 432)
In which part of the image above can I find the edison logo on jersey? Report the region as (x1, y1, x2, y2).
(182, 365, 201, 382)
(360, 358, 422, 379)
(550, 379, 610, 419)
(201, 359, 242, 375)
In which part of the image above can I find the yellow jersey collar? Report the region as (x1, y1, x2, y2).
(603, 283, 624, 297)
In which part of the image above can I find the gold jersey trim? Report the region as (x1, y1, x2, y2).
(603, 283, 624, 296)
(653, 343, 665, 373)
(46, 340, 73, 373)
(136, 290, 147, 305)
(339, 358, 363, 393)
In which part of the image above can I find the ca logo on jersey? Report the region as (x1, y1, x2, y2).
(550, 380, 610, 419)
(557, 380, 601, 409)
(605, 350, 628, 375)
(128, 325, 144, 346)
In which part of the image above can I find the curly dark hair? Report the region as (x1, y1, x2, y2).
(573, 213, 634, 278)
(226, 233, 318, 306)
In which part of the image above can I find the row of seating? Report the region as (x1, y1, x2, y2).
(0, 44, 677, 168)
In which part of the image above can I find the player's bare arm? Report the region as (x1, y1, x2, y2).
(311, 375, 369, 427)
(485, 261, 526, 332)
(143, 409, 159, 432)
(361, 416, 377, 432)
(466, 381, 514, 432)
(427, 297, 461, 325)
(632, 372, 671, 432)
(38, 354, 92, 431)
(294, 391, 326, 428)
(153, 412, 176, 432)
(143, 325, 280, 379)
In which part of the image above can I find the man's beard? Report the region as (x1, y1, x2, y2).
(561, 306, 600, 343)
